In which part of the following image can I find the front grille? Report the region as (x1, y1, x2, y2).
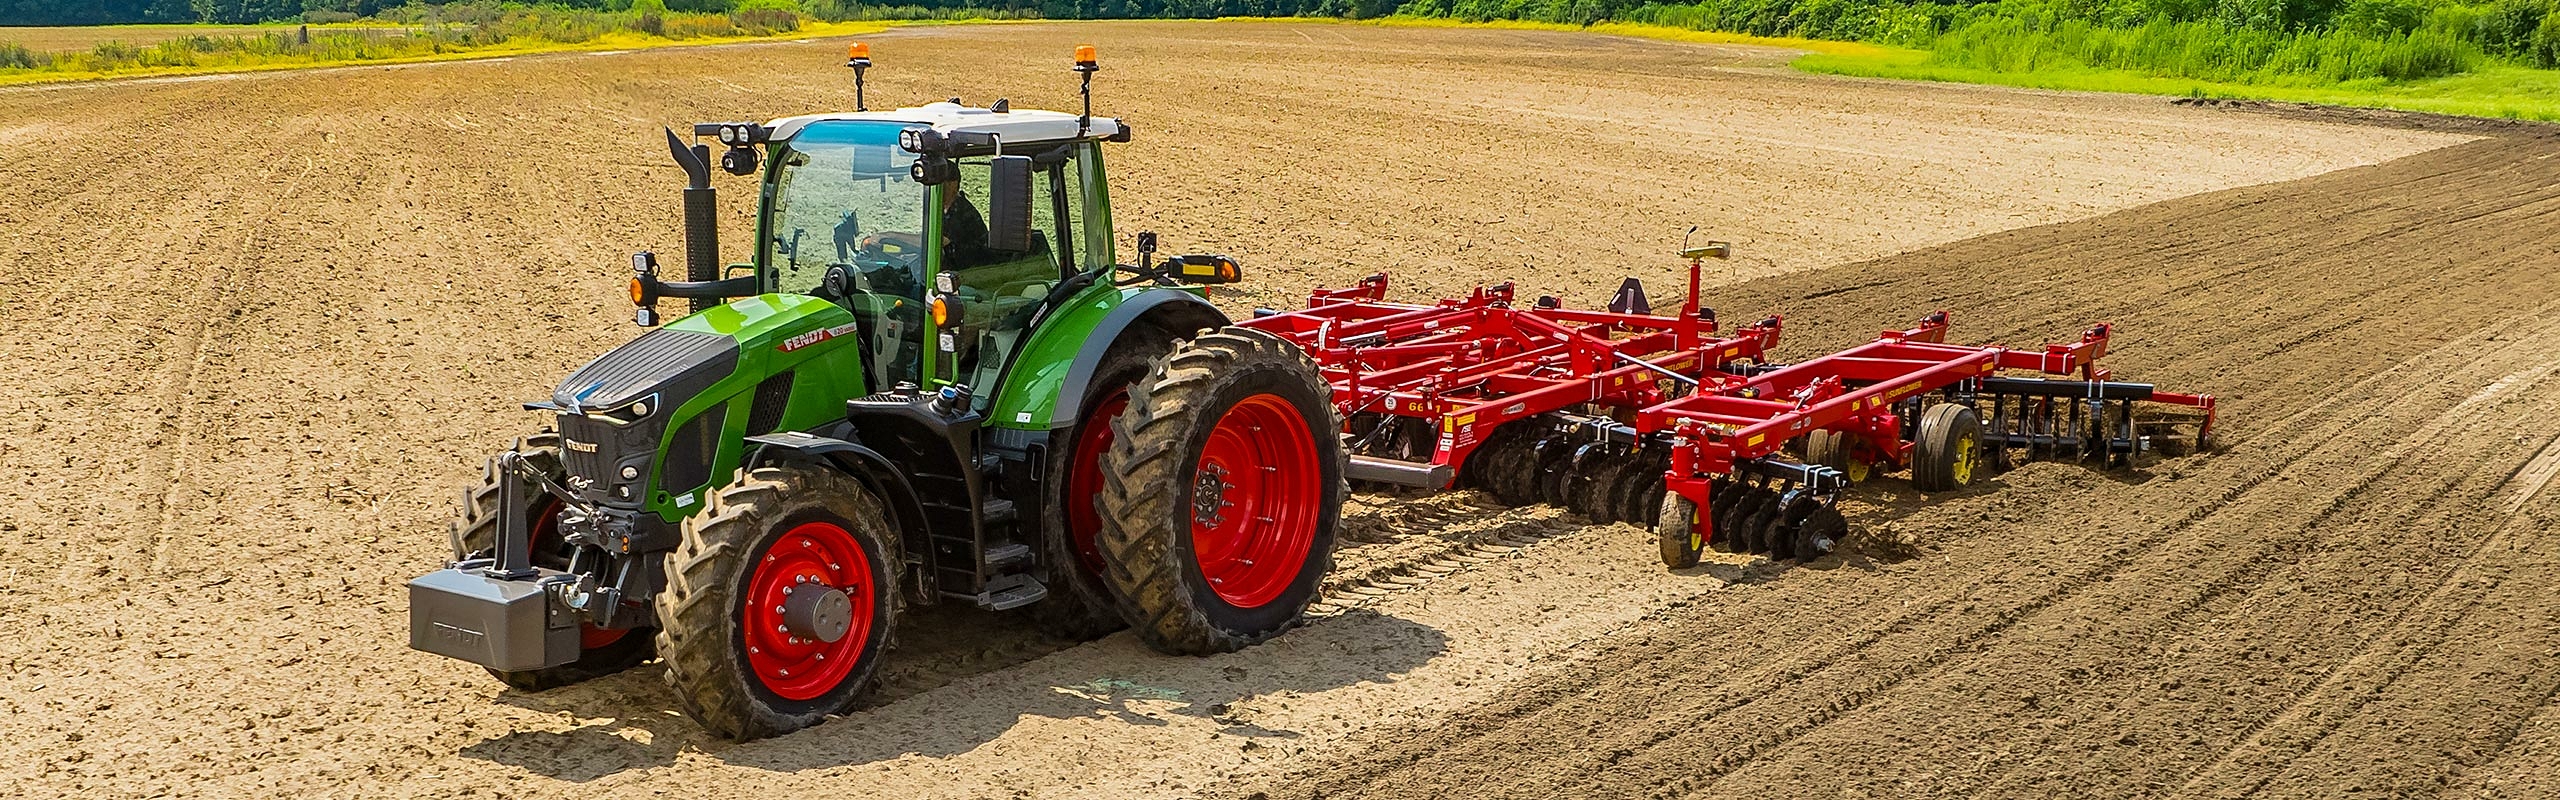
(555, 414, 617, 492)
(661, 401, 725, 496)
(556, 413, 657, 504)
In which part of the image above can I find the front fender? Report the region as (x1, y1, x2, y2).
(986, 284, 1228, 431)
(742, 430, 932, 596)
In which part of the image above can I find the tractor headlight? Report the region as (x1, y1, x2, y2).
(898, 128, 920, 152)
(718, 125, 740, 145)
(586, 393, 659, 426)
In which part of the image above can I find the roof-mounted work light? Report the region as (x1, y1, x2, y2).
(846, 42, 872, 111)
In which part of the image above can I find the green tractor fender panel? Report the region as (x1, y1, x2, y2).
(988, 285, 1228, 431)
(632, 294, 869, 522)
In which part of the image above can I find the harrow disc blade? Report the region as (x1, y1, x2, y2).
(1708, 482, 1748, 552)
(1793, 505, 1849, 559)
(1738, 488, 1783, 555)
(1621, 450, 1671, 528)
(1486, 433, 1544, 505)
(1531, 438, 1579, 507)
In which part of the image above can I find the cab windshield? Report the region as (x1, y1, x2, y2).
(762, 120, 926, 388)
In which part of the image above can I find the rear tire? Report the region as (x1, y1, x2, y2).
(450, 433, 654, 692)
(1912, 404, 1985, 491)
(655, 464, 899, 740)
(1096, 328, 1344, 656)
(1029, 337, 1168, 641)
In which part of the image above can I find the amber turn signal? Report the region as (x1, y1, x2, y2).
(930, 295, 950, 326)
(629, 277, 645, 305)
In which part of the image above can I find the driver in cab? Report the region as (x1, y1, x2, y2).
(938, 181, 993, 270)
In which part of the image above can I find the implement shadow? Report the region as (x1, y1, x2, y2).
(459, 606, 1448, 780)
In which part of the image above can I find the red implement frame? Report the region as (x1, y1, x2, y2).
(1638, 316, 2213, 505)
(1238, 273, 1780, 485)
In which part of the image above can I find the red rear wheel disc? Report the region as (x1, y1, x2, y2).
(1065, 391, 1128, 578)
(1189, 393, 1321, 609)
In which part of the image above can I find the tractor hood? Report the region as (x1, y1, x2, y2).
(553, 328, 740, 413)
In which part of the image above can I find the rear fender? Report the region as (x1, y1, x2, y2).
(987, 284, 1228, 431)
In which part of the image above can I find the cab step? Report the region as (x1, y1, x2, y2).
(975, 573, 1047, 611)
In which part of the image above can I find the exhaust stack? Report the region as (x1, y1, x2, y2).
(664, 128, 721, 313)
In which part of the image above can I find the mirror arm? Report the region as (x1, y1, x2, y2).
(642, 274, 761, 300)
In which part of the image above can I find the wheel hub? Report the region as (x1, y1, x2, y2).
(1192, 463, 1234, 529)
(781, 581, 854, 643)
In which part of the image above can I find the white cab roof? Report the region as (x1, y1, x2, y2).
(765, 102, 1123, 145)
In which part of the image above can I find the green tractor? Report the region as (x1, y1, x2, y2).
(407, 44, 1345, 739)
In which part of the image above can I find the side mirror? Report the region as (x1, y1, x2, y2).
(986, 154, 1035, 253)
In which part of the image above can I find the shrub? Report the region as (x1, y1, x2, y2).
(2335, 0, 2426, 36)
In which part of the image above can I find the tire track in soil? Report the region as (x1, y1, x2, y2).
(862, 492, 1585, 707)
(2167, 371, 2560, 800)
(1947, 357, 2560, 799)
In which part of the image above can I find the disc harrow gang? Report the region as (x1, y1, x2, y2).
(1244, 247, 2217, 570)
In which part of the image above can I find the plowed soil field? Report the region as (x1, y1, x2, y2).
(3, 20, 2551, 800)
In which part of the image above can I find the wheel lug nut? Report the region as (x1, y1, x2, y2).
(774, 605, 786, 614)
(782, 586, 793, 595)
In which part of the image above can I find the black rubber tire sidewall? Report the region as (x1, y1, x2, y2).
(655, 466, 899, 740)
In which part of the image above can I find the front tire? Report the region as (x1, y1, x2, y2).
(1096, 327, 1344, 656)
(450, 433, 654, 692)
(655, 464, 899, 740)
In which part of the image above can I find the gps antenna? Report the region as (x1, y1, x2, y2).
(1073, 44, 1099, 135)
(846, 42, 872, 111)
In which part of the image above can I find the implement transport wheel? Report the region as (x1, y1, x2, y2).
(1804, 429, 1872, 484)
(450, 433, 653, 692)
(1031, 339, 1167, 641)
(1657, 492, 1704, 569)
(1912, 404, 1986, 492)
(655, 464, 899, 740)
(1096, 328, 1345, 656)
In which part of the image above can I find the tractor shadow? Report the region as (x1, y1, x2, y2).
(459, 606, 1447, 780)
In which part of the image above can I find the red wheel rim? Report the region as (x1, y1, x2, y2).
(530, 498, 628, 650)
(1064, 391, 1127, 578)
(743, 520, 875, 701)
(1189, 393, 1321, 609)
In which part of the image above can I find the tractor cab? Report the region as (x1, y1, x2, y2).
(749, 104, 1128, 404)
